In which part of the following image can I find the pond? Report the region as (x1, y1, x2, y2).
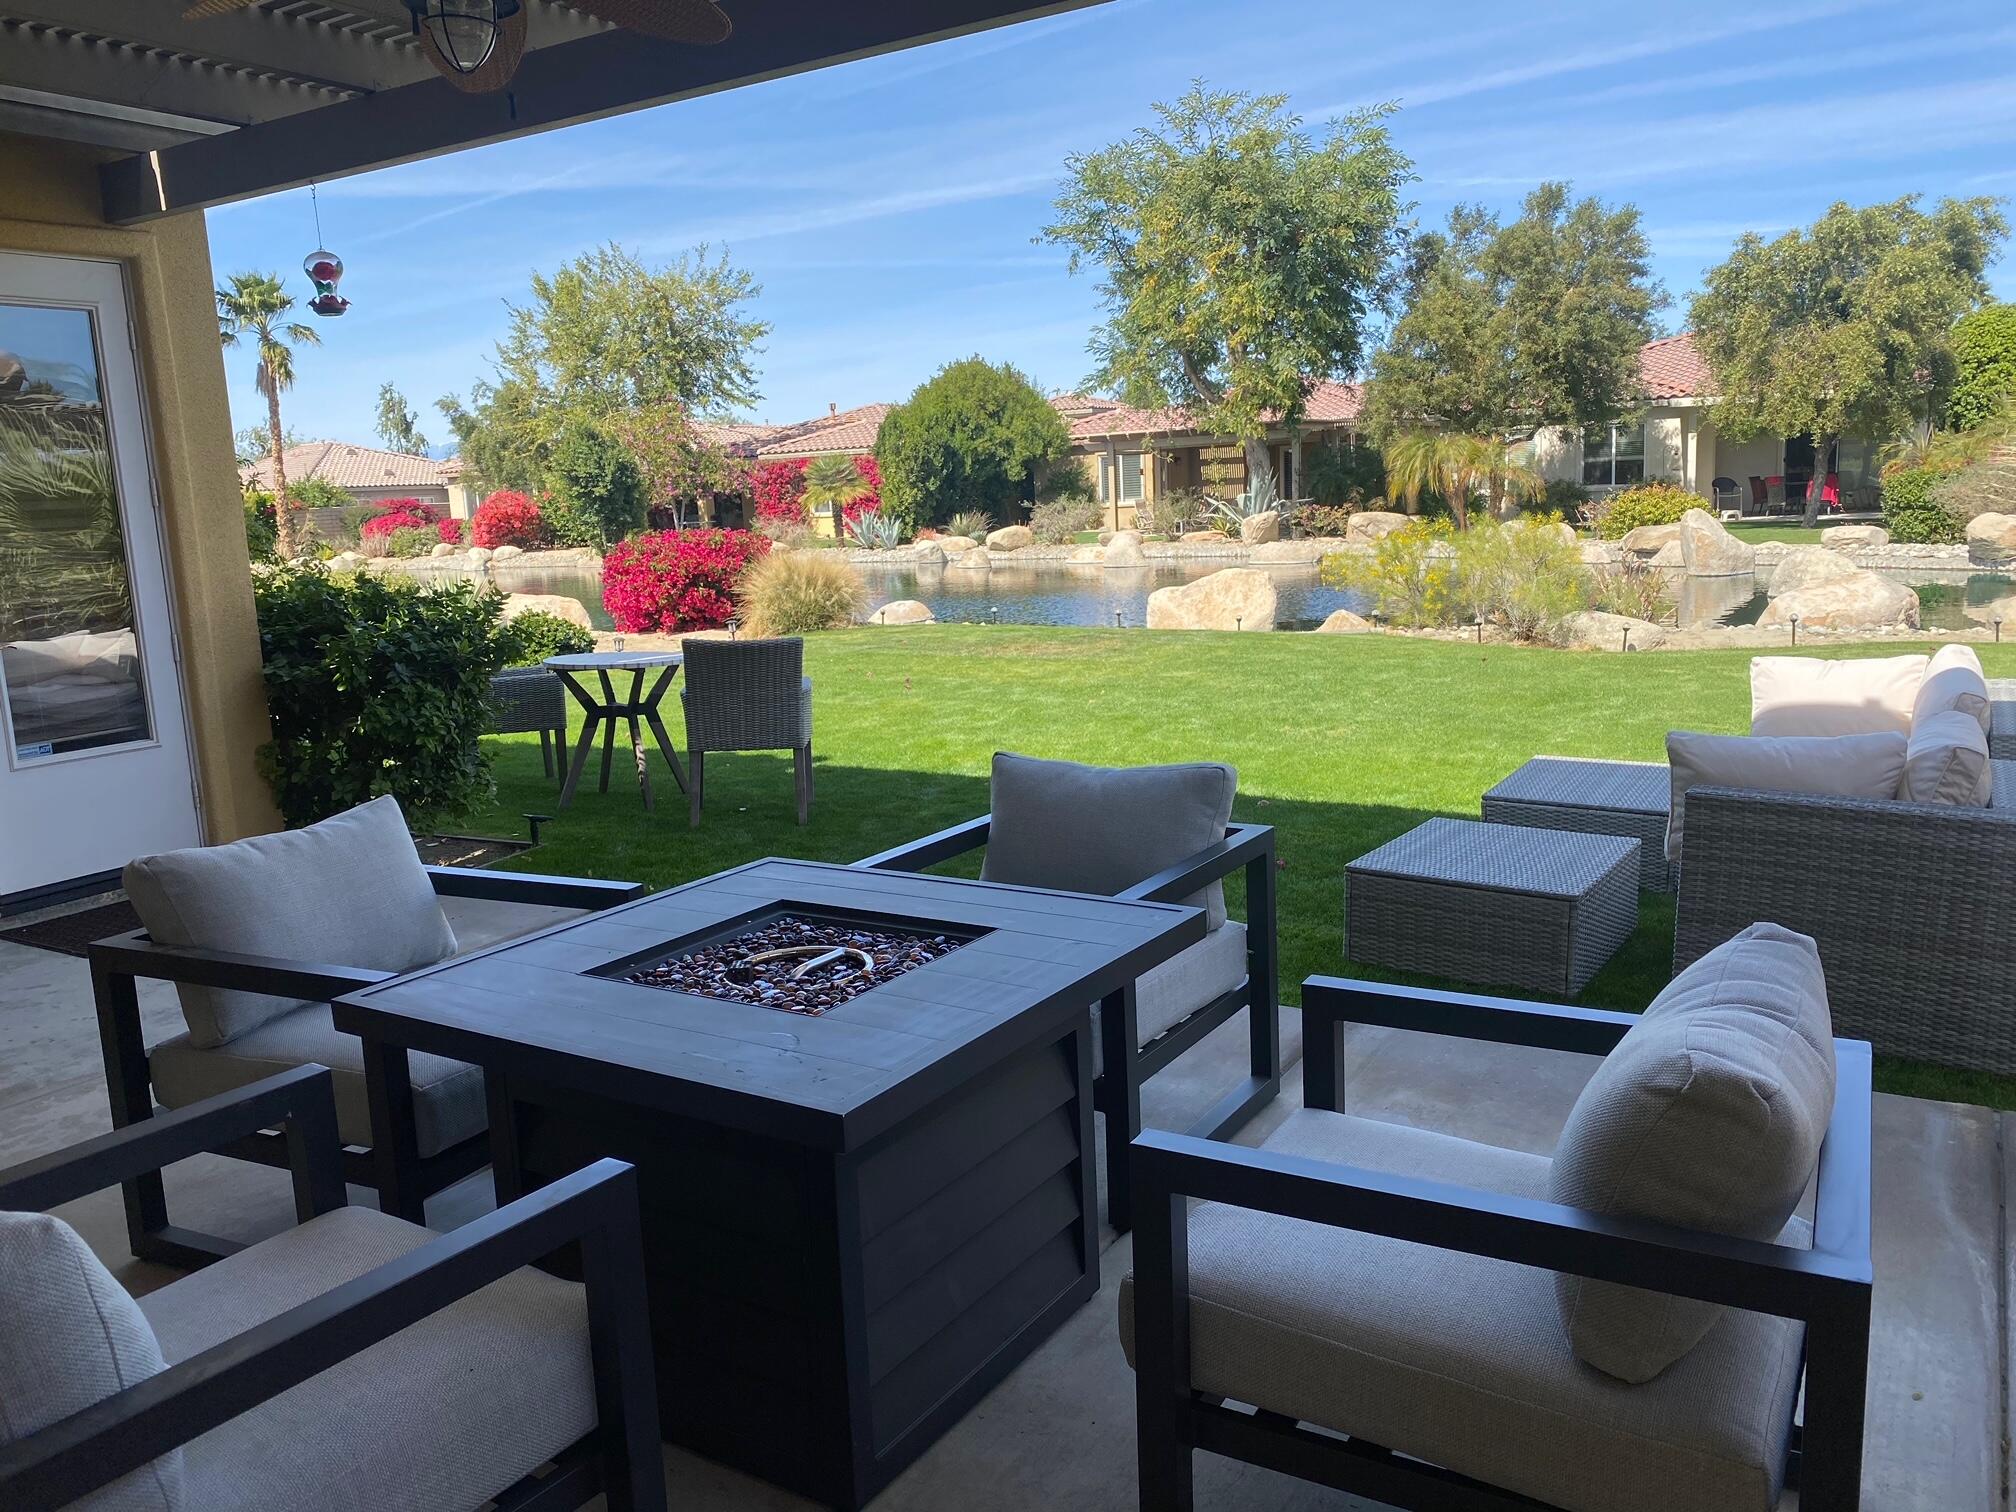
(492, 558, 2016, 636)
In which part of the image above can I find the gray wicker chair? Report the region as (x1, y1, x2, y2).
(680, 636, 813, 827)
(1675, 758, 2016, 1075)
(489, 666, 568, 780)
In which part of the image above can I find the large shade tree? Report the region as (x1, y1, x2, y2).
(1689, 195, 2009, 524)
(440, 242, 767, 490)
(374, 382, 430, 455)
(1043, 84, 1412, 481)
(217, 272, 317, 558)
(875, 358, 1069, 528)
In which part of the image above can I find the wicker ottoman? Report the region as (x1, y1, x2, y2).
(1345, 818, 1639, 997)
(1481, 756, 1674, 892)
(1990, 681, 2016, 762)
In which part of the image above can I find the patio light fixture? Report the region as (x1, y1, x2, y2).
(404, 0, 521, 74)
(1789, 613, 1801, 647)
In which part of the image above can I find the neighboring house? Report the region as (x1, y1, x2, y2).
(1529, 334, 1886, 514)
(240, 441, 477, 531)
(1058, 381, 1367, 531)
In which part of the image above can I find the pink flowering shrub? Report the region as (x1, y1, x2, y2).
(360, 497, 442, 554)
(843, 455, 882, 523)
(471, 490, 546, 550)
(602, 528, 770, 632)
(749, 460, 808, 524)
(438, 517, 466, 546)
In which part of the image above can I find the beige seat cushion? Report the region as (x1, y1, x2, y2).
(1901, 707, 1993, 806)
(0, 1211, 182, 1510)
(1749, 652, 1926, 737)
(1092, 920, 1245, 1072)
(1665, 729, 1907, 861)
(1549, 923, 1834, 1383)
(149, 1005, 484, 1158)
(124, 796, 457, 1048)
(1119, 1110, 1805, 1512)
(1914, 643, 1991, 734)
(139, 1206, 596, 1512)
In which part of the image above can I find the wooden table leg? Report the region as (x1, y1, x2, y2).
(556, 671, 601, 811)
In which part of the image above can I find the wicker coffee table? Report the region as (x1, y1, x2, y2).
(1481, 755, 1673, 892)
(1345, 817, 1639, 996)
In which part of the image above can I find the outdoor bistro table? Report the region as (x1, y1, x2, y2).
(544, 651, 685, 811)
(333, 858, 1204, 1510)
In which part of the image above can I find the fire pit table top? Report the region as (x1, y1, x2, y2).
(334, 858, 1205, 1151)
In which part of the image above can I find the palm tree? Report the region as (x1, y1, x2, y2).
(799, 454, 870, 531)
(1383, 431, 1543, 529)
(217, 273, 318, 558)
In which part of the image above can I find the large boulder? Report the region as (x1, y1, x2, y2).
(1145, 568, 1277, 632)
(1313, 608, 1375, 634)
(501, 592, 591, 629)
(429, 542, 460, 558)
(1677, 508, 1755, 576)
(908, 540, 947, 567)
(935, 534, 979, 554)
(1965, 592, 2016, 628)
(1967, 512, 2016, 565)
(1067, 545, 1105, 564)
(1649, 541, 1685, 568)
(1181, 529, 1229, 545)
(943, 544, 990, 570)
(1346, 510, 1411, 544)
(1239, 511, 1280, 545)
(1757, 571, 1920, 631)
(1578, 540, 1618, 566)
(1821, 524, 1888, 550)
(466, 545, 493, 566)
(1103, 534, 1147, 567)
(1766, 545, 1860, 599)
(490, 544, 525, 562)
(1246, 541, 1323, 563)
(1561, 611, 1669, 651)
(985, 524, 1035, 552)
(870, 600, 934, 625)
(326, 550, 367, 574)
(1619, 523, 1683, 559)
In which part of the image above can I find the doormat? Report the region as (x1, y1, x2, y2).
(0, 900, 141, 958)
(0, 835, 533, 959)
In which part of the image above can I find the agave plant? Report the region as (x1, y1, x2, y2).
(844, 509, 906, 549)
(1206, 465, 1305, 529)
(942, 509, 993, 543)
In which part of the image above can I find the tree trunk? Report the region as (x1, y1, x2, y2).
(266, 382, 295, 558)
(1800, 433, 1836, 526)
(1242, 437, 1271, 496)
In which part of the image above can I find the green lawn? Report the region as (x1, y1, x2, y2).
(464, 627, 2016, 1108)
(1725, 520, 1830, 545)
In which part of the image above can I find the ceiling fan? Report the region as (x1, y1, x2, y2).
(180, 0, 732, 92)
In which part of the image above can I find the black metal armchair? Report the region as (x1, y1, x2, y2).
(91, 865, 648, 1267)
(1128, 976, 1874, 1512)
(0, 1067, 664, 1512)
(857, 815, 1280, 1233)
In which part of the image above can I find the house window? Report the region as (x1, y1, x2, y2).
(1581, 423, 1645, 488)
(1118, 452, 1144, 502)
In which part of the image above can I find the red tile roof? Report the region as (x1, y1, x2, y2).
(1062, 380, 1365, 442)
(1638, 333, 1715, 401)
(755, 403, 893, 458)
(240, 441, 458, 493)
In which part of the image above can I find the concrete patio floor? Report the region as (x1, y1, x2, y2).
(0, 901, 2002, 1512)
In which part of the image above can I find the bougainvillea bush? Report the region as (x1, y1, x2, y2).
(359, 498, 442, 554)
(471, 490, 547, 549)
(438, 517, 466, 546)
(602, 528, 769, 632)
(844, 454, 883, 523)
(749, 460, 808, 524)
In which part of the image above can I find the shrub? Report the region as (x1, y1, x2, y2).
(1591, 482, 1696, 539)
(471, 490, 547, 549)
(1587, 554, 1675, 623)
(496, 609, 594, 667)
(1134, 488, 1208, 536)
(1882, 465, 1966, 543)
(1447, 516, 1587, 643)
(1297, 502, 1359, 538)
(875, 357, 1070, 528)
(1321, 520, 1453, 627)
(843, 510, 905, 549)
(252, 565, 505, 827)
(736, 550, 867, 636)
(438, 517, 466, 546)
(1949, 304, 2016, 431)
(1540, 478, 1590, 517)
(545, 420, 646, 545)
(1029, 494, 1101, 543)
(1302, 435, 1384, 506)
(244, 492, 278, 562)
(383, 525, 437, 558)
(749, 459, 809, 525)
(602, 528, 769, 632)
(942, 509, 993, 543)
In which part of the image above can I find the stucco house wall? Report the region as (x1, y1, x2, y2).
(0, 133, 278, 843)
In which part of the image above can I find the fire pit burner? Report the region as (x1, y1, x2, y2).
(622, 914, 966, 1015)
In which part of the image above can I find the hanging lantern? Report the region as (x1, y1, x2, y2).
(404, 0, 522, 76)
(303, 247, 348, 317)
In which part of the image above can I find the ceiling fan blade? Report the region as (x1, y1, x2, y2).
(182, 0, 261, 17)
(567, 0, 732, 45)
(418, 3, 528, 92)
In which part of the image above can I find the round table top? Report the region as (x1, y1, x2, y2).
(544, 651, 683, 670)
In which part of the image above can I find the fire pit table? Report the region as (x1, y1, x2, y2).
(334, 857, 1204, 1510)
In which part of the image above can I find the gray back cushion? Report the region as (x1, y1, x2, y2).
(0, 1211, 183, 1509)
(124, 795, 457, 1048)
(1549, 922, 1835, 1383)
(981, 753, 1236, 929)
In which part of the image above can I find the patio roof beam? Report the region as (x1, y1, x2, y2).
(0, 23, 342, 128)
(100, 0, 1105, 224)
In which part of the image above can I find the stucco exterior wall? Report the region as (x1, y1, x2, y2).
(0, 133, 279, 842)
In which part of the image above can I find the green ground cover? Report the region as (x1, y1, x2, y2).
(1725, 520, 1831, 545)
(465, 626, 2016, 1107)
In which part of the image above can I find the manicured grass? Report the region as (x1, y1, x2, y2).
(465, 626, 2016, 1108)
(1724, 520, 1848, 545)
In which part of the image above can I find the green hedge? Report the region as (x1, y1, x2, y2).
(1881, 466, 1965, 544)
(1592, 482, 1697, 540)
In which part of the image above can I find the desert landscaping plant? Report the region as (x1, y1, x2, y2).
(736, 549, 868, 635)
(843, 510, 905, 549)
(1591, 481, 1697, 539)
(1029, 494, 1102, 543)
(942, 509, 994, 543)
(471, 490, 547, 549)
(1322, 519, 1453, 626)
(601, 527, 768, 632)
(217, 270, 318, 557)
(1881, 465, 1967, 543)
(1384, 432, 1542, 529)
(1587, 553, 1676, 623)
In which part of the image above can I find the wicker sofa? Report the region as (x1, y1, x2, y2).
(1674, 760, 2016, 1074)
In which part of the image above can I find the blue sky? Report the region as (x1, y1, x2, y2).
(205, 0, 2016, 450)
